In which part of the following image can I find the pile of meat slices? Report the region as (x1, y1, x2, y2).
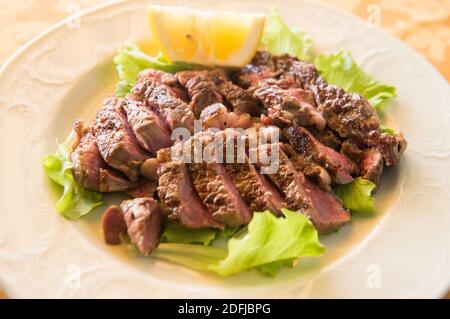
(70, 51, 407, 256)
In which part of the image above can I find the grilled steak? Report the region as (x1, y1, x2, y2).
(93, 96, 150, 182)
(178, 132, 252, 226)
(137, 69, 188, 101)
(101, 205, 127, 245)
(199, 103, 252, 130)
(121, 97, 172, 155)
(361, 148, 384, 186)
(157, 147, 222, 229)
(216, 130, 286, 214)
(121, 197, 164, 256)
(285, 125, 357, 184)
(254, 84, 325, 129)
(177, 69, 262, 116)
(71, 120, 136, 192)
(256, 143, 351, 233)
(132, 78, 195, 133)
(125, 178, 157, 198)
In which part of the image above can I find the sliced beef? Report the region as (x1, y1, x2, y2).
(131, 80, 195, 133)
(177, 69, 262, 116)
(137, 69, 188, 101)
(125, 178, 157, 198)
(157, 147, 222, 229)
(179, 132, 252, 226)
(285, 125, 357, 184)
(121, 198, 164, 256)
(216, 131, 286, 214)
(234, 51, 276, 88)
(360, 148, 384, 186)
(372, 131, 407, 166)
(308, 126, 342, 150)
(254, 85, 326, 129)
(256, 143, 351, 233)
(199, 103, 252, 130)
(283, 144, 332, 191)
(71, 120, 136, 192)
(121, 97, 172, 155)
(93, 96, 150, 182)
(101, 205, 127, 245)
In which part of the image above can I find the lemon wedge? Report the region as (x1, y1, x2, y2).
(148, 5, 265, 67)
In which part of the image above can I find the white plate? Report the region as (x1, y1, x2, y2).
(0, 0, 449, 298)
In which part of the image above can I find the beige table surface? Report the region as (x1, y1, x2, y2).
(0, 0, 448, 299)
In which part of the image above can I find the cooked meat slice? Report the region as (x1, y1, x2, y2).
(178, 69, 262, 116)
(125, 178, 157, 198)
(71, 120, 136, 192)
(256, 143, 351, 233)
(137, 69, 188, 101)
(157, 148, 222, 229)
(121, 97, 172, 155)
(180, 133, 252, 226)
(361, 148, 384, 186)
(178, 73, 223, 118)
(101, 205, 127, 245)
(254, 85, 325, 130)
(234, 51, 276, 88)
(285, 126, 357, 184)
(131, 81, 195, 132)
(217, 131, 286, 214)
(200, 103, 252, 130)
(121, 198, 164, 256)
(93, 96, 150, 182)
(283, 144, 332, 191)
(308, 126, 342, 150)
(340, 138, 365, 163)
(373, 131, 407, 166)
(140, 158, 159, 180)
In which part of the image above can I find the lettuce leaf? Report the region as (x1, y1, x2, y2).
(161, 223, 217, 246)
(42, 133, 103, 220)
(334, 177, 376, 213)
(113, 45, 195, 97)
(153, 209, 325, 276)
(314, 50, 396, 111)
(260, 9, 314, 62)
(380, 125, 396, 135)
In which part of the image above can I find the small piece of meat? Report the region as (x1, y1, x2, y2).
(71, 120, 136, 192)
(285, 126, 357, 184)
(308, 126, 342, 150)
(361, 148, 384, 186)
(178, 69, 262, 116)
(256, 144, 351, 233)
(283, 144, 332, 191)
(121, 198, 164, 256)
(372, 131, 407, 166)
(180, 73, 224, 118)
(131, 81, 195, 132)
(121, 97, 172, 155)
(200, 103, 252, 130)
(140, 158, 159, 181)
(137, 69, 188, 101)
(157, 148, 222, 229)
(125, 178, 157, 198)
(234, 51, 276, 88)
(254, 85, 325, 130)
(340, 139, 366, 163)
(93, 96, 150, 182)
(101, 205, 127, 245)
(217, 131, 286, 214)
(179, 133, 252, 226)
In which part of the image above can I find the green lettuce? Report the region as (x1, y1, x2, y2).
(334, 177, 376, 213)
(153, 209, 325, 276)
(113, 44, 195, 97)
(260, 9, 314, 62)
(42, 133, 103, 220)
(161, 223, 218, 246)
(314, 50, 396, 111)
